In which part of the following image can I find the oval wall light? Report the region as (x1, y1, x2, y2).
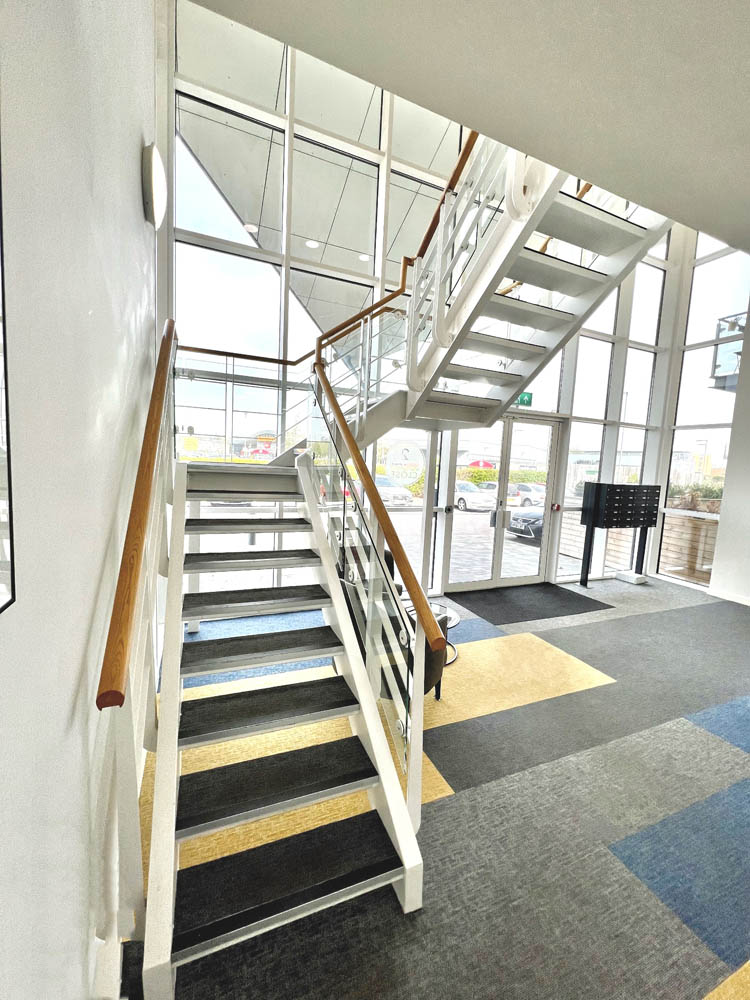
(141, 143, 167, 229)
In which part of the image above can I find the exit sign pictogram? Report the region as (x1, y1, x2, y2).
(517, 392, 533, 407)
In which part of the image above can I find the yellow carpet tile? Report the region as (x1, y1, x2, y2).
(705, 963, 750, 999)
(424, 632, 615, 729)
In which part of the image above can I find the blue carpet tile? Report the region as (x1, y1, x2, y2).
(449, 618, 506, 644)
(181, 610, 333, 688)
(688, 696, 750, 753)
(610, 778, 750, 968)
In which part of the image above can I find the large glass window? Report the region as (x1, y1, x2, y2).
(685, 252, 750, 344)
(291, 138, 377, 275)
(564, 422, 603, 503)
(288, 270, 373, 357)
(386, 172, 441, 286)
(629, 262, 664, 345)
(584, 289, 617, 335)
(295, 52, 381, 146)
(175, 243, 282, 355)
(176, 96, 284, 251)
(621, 348, 654, 424)
(675, 342, 742, 426)
(177, 0, 286, 113)
(391, 97, 460, 176)
(572, 337, 611, 419)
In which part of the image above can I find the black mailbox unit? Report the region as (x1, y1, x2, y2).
(579, 483, 661, 586)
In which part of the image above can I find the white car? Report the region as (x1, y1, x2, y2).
(375, 475, 414, 508)
(454, 481, 497, 511)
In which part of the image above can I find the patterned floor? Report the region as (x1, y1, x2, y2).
(144, 579, 750, 998)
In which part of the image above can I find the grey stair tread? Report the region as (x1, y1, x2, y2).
(186, 490, 304, 501)
(178, 675, 358, 746)
(427, 390, 496, 407)
(506, 248, 608, 296)
(185, 517, 311, 533)
(187, 462, 298, 476)
(176, 737, 377, 837)
(184, 548, 319, 567)
(444, 363, 523, 386)
(172, 811, 401, 957)
(462, 331, 548, 359)
(183, 584, 330, 616)
(480, 295, 573, 331)
(541, 192, 646, 256)
(180, 624, 344, 675)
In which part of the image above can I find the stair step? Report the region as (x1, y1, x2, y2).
(187, 490, 305, 502)
(444, 363, 523, 387)
(182, 583, 331, 621)
(427, 389, 496, 408)
(541, 192, 647, 256)
(171, 811, 402, 963)
(187, 463, 298, 477)
(185, 517, 312, 534)
(178, 675, 359, 748)
(480, 294, 573, 332)
(181, 624, 344, 677)
(183, 548, 320, 573)
(176, 737, 378, 840)
(462, 331, 548, 360)
(506, 248, 608, 297)
(120, 940, 144, 1000)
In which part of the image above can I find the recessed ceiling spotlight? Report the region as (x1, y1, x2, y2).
(305, 239, 320, 249)
(358, 253, 370, 261)
(243, 222, 259, 233)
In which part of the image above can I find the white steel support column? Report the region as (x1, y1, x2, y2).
(433, 430, 458, 594)
(420, 431, 439, 590)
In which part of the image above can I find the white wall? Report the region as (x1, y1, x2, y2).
(0, 2, 157, 997)
(710, 350, 750, 606)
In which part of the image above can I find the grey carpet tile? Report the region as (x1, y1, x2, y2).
(426, 600, 750, 790)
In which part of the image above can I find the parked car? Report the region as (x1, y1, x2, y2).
(454, 480, 497, 511)
(507, 507, 544, 543)
(375, 474, 414, 508)
(477, 481, 498, 493)
(507, 482, 545, 507)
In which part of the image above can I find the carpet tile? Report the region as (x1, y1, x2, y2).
(688, 697, 750, 753)
(705, 961, 750, 998)
(611, 779, 750, 969)
(449, 617, 506, 643)
(423, 633, 614, 731)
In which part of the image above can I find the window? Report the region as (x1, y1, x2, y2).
(584, 289, 617, 335)
(675, 343, 741, 426)
(621, 349, 654, 424)
(685, 252, 750, 345)
(175, 243, 282, 355)
(386, 173, 441, 286)
(291, 138, 377, 275)
(572, 337, 611, 419)
(295, 52, 381, 146)
(176, 96, 284, 251)
(177, 0, 286, 113)
(518, 351, 562, 413)
(629, 263, 664, 345)
(391, 97, 461, 176)
(564, 422, 603, 503)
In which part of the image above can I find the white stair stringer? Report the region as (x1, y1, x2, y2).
(405, 163, 568, 418)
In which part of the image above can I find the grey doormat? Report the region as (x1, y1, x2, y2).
(446, 583, 612, 625)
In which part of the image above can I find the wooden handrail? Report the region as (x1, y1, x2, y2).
(314, 362, 446, 654)
(96, 320, 178, 710)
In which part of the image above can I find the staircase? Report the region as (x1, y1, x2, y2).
(320, 138, 671, 444)
(139, 458, 423, 997)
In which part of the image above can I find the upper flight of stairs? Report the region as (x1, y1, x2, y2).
(137, 463, 421, 997)
(352, 161, 671, 445)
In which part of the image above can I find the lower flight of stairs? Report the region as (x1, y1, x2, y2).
(133, 462, 419, 997)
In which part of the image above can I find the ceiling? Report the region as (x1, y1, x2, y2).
(196, 0, 750, 252)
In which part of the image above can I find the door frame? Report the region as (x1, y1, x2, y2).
(435, 413, 568, 594)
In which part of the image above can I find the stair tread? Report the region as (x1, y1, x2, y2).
(176, 736, 376, 836)
(183, 583, 330, 614)
(480, 295, 573, 332)
(120, 940, 144, 1000)
(181, 624, 343, 674)
(541, 192, 646, 256)
(172, 812, 400, 956)
(179, 675, 358, 746)
(507, 248, 607, 296)
(187, 489, 304, 501)
(445, 363, 522, 385)
(184, 548, 319, 566)
(185, 517, 311, 532)
(428, 389, 496, 407)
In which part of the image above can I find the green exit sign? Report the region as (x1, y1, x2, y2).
(516, 392, 533, 407)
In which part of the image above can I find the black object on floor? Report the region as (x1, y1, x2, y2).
(446, 582, 612, 625)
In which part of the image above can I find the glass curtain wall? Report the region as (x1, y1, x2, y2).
(172, 0, 464, 462)
(657, 242, 750, 585)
